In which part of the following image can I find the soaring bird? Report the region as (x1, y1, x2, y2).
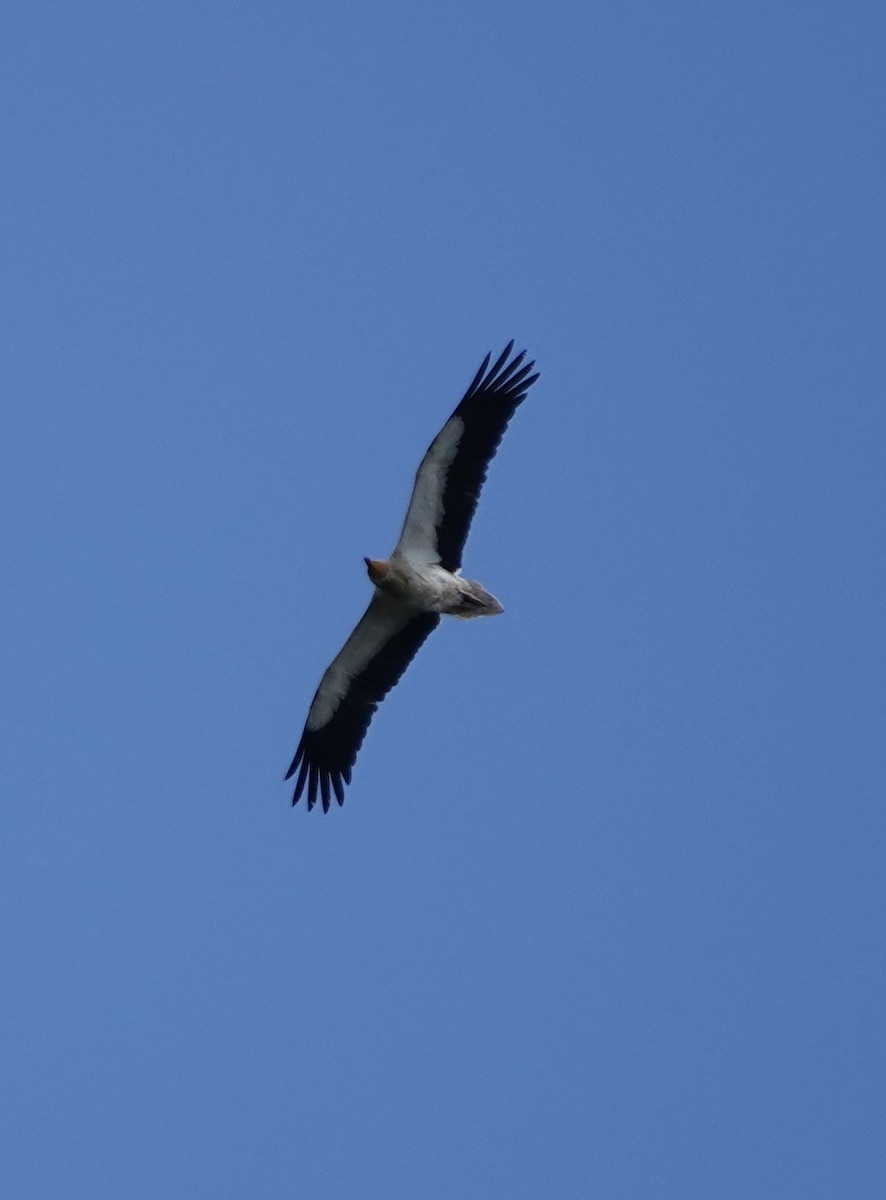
(286, 342, 540, 811)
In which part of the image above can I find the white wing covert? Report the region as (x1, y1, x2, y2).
(394, 342, 539, 571)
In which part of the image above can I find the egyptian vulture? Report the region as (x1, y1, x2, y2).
(286, 342, 539, 811)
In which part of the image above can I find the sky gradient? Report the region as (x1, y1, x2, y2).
(2, 2, 884, 1197)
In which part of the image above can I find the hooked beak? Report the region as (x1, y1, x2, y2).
(364, 557, 389, 584)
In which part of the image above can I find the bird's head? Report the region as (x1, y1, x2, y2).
(364, 557, 390, 585)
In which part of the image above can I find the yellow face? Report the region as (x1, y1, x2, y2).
(364, 557, 389, 584)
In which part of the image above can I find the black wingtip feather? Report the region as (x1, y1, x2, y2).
(485, 342, 522, 388)
(434, 342, 540, 572)
(287, 750, 310, 806)
(307, 763, 319, 811)
(287, 611, 440, 811)
(494, 349, 527, 386)
(284, 740, 304, 781)
(487, 341, 514, 380)
(464, 349, 492, 399)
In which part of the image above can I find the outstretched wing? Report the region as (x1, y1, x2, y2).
(394, 342, 539, 572)
(286, 594, 440, 811)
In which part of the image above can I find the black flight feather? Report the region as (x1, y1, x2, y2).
(286, 611, 440, 811)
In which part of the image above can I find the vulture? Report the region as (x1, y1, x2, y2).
(286, 342, 539, 810)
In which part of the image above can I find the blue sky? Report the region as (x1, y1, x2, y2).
(2, 2, 884, 1196)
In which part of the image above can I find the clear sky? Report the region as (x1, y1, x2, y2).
(2, 2, 884, 1197)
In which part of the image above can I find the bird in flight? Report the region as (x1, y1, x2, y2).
(286, 341, 540, 811)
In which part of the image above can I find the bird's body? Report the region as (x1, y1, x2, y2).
(364, 557, 504, 619)
(286, 342, 539, 811)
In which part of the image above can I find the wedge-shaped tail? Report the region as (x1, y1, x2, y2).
(445, 578, 504, 619)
